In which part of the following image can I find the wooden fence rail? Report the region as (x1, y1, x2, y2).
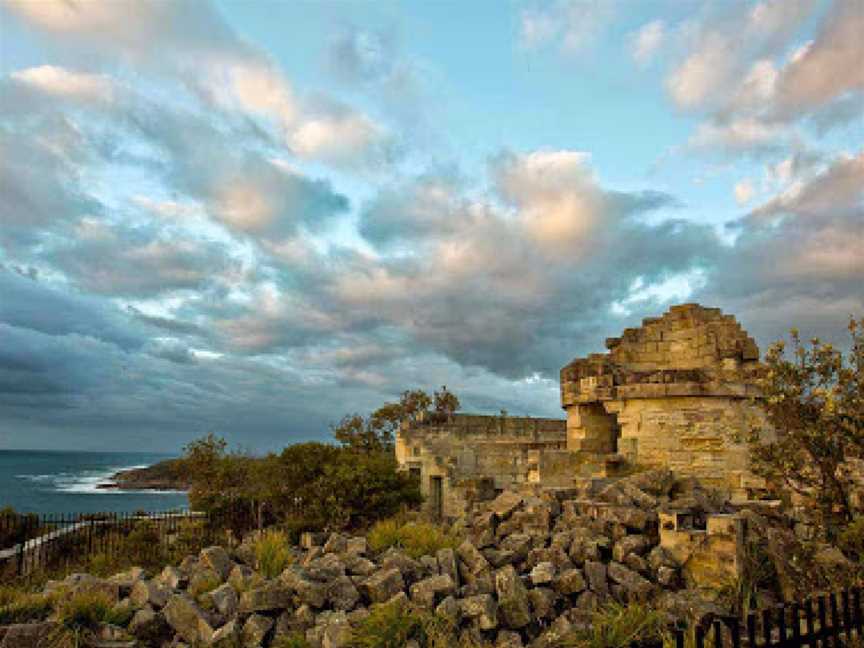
(681, 587, 863, 648)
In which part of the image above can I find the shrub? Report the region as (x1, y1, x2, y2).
(49, 590, 133, 647)
(838, 517, 864, 562)
(0, 585, 53, 624)
(254, 529, 293, 578)
(189, 571, 222, 598)
(350, 601, 422, 648)
(367, 519, 461, 559)
(563, 602, 669, 648)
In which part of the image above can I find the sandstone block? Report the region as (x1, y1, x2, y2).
(360, 567, 405, 604)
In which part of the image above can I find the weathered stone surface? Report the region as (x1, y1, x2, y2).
(360, 567, 405, 604)
(242, 614, 273, 647)
(209, 583, 239, 617)
(458, 541, 491, 577)
(490, 491, 524, 519)
(282, 566, 328, 608)
(436, 595, 461, 625)
(495, 565, 531, 629)
(344, 554, 377, 577)
(437, 548, 459, 584)
(530, 561, 555, 585)
(128, 607, 171, 644)
(582, 560, 608, 596)
(200, 546, 233, 581)
(527, 587, 557, 620)
(554, 568, 586, 595)
(159, 565, 186, 590)
(612, 535, 651, 562)
(323, 533, 348, 554)
(210, 619, 241, 648)
(409, 574, 456, 609)
(239, 581, 293, 613)
(607, 562, 653, 600)
(163, 594, 212, 643)
(130, 579, 169, 609)
(460, 594, 499, 630)
(346, 536, 367, 555)
(496, 629, 524, 648)
(327, 575, 360, 611)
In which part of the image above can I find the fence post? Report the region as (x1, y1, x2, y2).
(842, 590, 852, 642)
(829, 593, 840, 648)
(777, 605, 787, 648)
(714, 620, 723, 648)
(804, 598, 816, 648)
(696, 623, 705, 648)
(817, 596, 827, 648)
(853, 588, 862, 637)
(675, 623, 686, 648)
(728, 616, 742, 648)
(763, 608, 774, 648)
(791, 602, 802, 648)
(747, 613, 758, 648)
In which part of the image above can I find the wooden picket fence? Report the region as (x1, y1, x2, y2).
(673, 588, 863, 648)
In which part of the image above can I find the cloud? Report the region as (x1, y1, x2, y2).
(630, 20, 665, 67)
(771, 0, 864, 121)
(734, 179, 756, 205)
(519, 0, 615, 52)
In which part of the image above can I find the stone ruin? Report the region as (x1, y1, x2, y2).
(396, 304, 771, 521)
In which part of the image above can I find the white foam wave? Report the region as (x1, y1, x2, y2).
(17, 464, 182, 495)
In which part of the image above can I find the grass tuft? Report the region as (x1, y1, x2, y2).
(0, 585, 53, 624)
(563, 602, 669, 648)
(254, 529, 294, 579)
(367, 519, 461, 560)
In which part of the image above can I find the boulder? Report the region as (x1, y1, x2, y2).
(527, 587, 557, 620)
(583, 560, 609, 596)
(607, 562, 653, 601)
(159, 565, 186, 590)
(128, 607, 171, 644)
(437, 547, 459, 586)
(554, 568, 586, 595)
(360, 567, 405, 604)
(238, 581, 293, 613)
(436, 595, 461, 625)
(530, 562, 555, 585)
(494, 565, 532, 629)
(460, 594, 499, 630)
(490, 491, 524, 519)
(129, 579, 169, 609)
(242, 614, 274, 647)
(496, 629, 525, 648)
(612, 535, 650, 562)
(209, 583, 239, 617)
(200, 546, 233, 581)
(282, 566, 328, 608)
(0, 623, 55, 648)
(457, 541, 491, 577)
(344, 554, 377, 577)
(409, 574, 456, 609)
(210, 619, 241, 648)
(327, 575, 361, 611)
(163, 594, 213, 644)
(346, 536, 367, 555)
(323, 533, 348, 554)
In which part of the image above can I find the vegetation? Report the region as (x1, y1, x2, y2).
(744, 318, 864, 539)
(0, 585, 53, 625)
(253, 529, 293, 578)
(367, 518, 461, 559)
(0, 506, 42, 548)
(349, 601, 474, 648)
(838, 517, 864, 563)
(179, 386, 456, 534)
(49, 590, 133, 648)
(563, 602, 669, 648)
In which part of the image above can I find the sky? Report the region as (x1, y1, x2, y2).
(0, 0, 861, 452)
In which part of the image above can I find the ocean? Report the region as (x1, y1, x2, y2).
(0, 450, 189, 515)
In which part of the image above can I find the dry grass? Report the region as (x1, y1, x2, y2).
(367, 519, 461, 559)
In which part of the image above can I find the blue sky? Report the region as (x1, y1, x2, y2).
(0, 0, 861, 451)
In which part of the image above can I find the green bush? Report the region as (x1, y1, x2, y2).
(563, 602, 669, 648)
(350, 601, 423, 648)
(838, 517, 864, 561)
(271, 632, 312, 648)
(49, 590, 133, 647)
(254, 529, 293, 578)
(367, 519, 461, 559)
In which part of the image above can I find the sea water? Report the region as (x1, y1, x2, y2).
(0, 450, 189, 515)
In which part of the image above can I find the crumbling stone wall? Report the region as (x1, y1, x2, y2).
(561, 304, 769, 499)
(396, 414, 568, 520)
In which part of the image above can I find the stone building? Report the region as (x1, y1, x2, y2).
(396, 304, 769, 519)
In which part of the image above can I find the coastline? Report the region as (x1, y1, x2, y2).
(96, 459, 190, 492)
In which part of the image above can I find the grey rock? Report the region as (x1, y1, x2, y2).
(242, 614, 274, 647)
(495, 565, 531, 629)
(360, 567, 405, 604)
(409, 574, 456, 609)
(530, 561, 555, 585)
(200, 546, 233, 581)
(239, 581, 293, 614)
(554, 568, 586, 595)
(460, 593, 499, 630)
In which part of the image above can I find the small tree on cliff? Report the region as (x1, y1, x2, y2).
(333, 387, 461, 451)
(746, 318, 864, 538)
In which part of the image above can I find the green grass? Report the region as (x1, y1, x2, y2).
(254, 529, 294, 578)
(0, 584, 53, 624)
(367, 519, 461, 560)
(48, 590, 134, 648)
(188, 571, 222, 598)
(349, 601, 486, 648)
(563, 603, 669, 648)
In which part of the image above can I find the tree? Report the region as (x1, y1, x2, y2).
(746, 318, 864, 538)
(433, 385, 460, 421)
